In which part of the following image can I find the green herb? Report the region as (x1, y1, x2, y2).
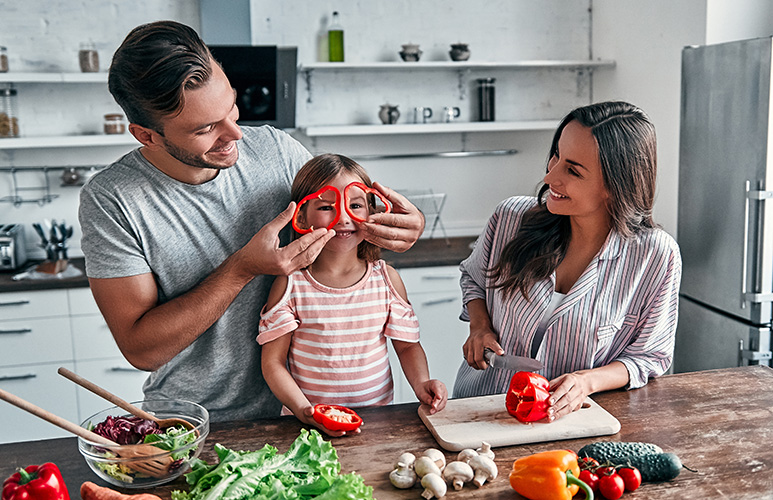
(172, 429, 373, 500)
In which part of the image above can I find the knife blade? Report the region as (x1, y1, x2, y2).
(484, 348, 543, 372)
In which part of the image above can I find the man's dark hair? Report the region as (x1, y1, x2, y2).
(108, 20, 214, 133)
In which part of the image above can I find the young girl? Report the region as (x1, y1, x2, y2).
(258, 153, 447, 435)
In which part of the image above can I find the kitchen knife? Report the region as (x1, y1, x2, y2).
(484, 348, 543, 372)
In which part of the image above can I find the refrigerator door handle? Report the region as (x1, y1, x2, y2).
(742, 181, 773, 307)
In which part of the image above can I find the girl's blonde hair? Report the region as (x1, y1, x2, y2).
(291, 153, 381, 262)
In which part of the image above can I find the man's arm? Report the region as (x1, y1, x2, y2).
(90, 203, 334, 371)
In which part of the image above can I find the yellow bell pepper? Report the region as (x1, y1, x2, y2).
(509, 450, 593, 500)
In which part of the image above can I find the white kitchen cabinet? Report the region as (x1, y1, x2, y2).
(0, 287, 145, 443)
(389, 266, 467, 404)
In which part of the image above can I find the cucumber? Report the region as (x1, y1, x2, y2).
(578, 441, 664, 463)
(613, 453, 682, 482)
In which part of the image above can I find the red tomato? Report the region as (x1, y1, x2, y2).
(578, 456, 600, 471)
(618, 466, 642, 492)
(578, 469, 599, 493)
(312, 404, 363, 432)
(598, 473, 625, 500)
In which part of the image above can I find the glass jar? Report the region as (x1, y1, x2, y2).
(0, 87, 19, 138)
(0, 47, 8, 73)
(477, 77, 496, 122)
(103, 113, 126, 134)
(79, 41, 99, 72)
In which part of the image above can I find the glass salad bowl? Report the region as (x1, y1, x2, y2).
(78, 399, 209, 488)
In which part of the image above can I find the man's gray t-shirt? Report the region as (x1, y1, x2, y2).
(79, 126, 312, 422)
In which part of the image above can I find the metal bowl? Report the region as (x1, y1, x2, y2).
(78, 399, 209, 488)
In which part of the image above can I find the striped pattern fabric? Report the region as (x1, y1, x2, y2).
(258, 260, 420, 409)
(453, 196, 682, 398)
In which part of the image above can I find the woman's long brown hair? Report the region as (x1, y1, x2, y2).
(489, 101, 657, 299)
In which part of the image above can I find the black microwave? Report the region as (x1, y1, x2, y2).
(208, 45, 297, 129)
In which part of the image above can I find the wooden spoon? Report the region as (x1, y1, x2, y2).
(57, 367, 196, 432)
(0, 387, 171, 478)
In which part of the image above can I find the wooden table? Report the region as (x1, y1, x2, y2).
(1, 366, 771, 499)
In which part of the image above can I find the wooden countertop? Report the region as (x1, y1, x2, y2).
(1, 366, 771, 499)
(0, 237, 477, 293)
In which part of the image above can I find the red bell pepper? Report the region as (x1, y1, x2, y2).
(505, 371, 550, 422)
(343, 182, 391, 222)
(313, 404, 363, 432)
(2, 463, 70, 500)
(291, 185, 341, 234)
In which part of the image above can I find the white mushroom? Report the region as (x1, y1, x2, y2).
(423, 448, 446, 471)
(414, 456, 442, 478)
(421, 472, 447, 499)
(394, 451, 416, 470)
(389, 461, 417, 489)
(469, 455, 498, 487)
(456, 448, 478, 464)
(443, 460, 474, 490)
(476, 441, 495, 460)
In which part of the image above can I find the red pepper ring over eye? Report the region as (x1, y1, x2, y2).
(505, 371, 551, 423)
(291, 185, 342, 234)
(312, 404, 363, 432)
(343, 182, 392, 223)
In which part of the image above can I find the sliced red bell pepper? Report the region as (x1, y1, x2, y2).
(343, 182, 391, 223)
(291, 185, 341, 234)
(313, 404, 363, 432)
(2, 463, 70, 500)
(505, 371, 550, 423)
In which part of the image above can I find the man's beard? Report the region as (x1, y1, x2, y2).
(162, 138, 238, 170)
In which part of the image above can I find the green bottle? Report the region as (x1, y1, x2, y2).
(328, 11, 344, 62)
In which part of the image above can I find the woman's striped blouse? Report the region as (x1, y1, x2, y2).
(453, 196, 682, 398)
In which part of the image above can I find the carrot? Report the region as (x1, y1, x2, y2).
(80, 481, 162, 500)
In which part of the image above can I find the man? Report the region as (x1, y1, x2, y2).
(79, 21, 424, 422)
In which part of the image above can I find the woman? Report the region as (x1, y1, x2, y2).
(453, 101, 681, 422)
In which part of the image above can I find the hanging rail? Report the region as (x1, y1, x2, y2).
(350, 148, 518, 161)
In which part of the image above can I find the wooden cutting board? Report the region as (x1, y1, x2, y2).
(418, 394, 620, 451)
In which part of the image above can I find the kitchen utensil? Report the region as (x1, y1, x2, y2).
(57, 367, 196, 432)
(484, 348, 543, 372)
(418, 393, 620, 451)
(443, 106, 461, 122)
(449, 43, 471, 61)
(379, 104, 400, 124)
(413, 106, 433, 123)
(0, 386, 172, 478)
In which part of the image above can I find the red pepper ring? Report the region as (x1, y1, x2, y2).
(343, 182, 392, 223)
(505, 371, 551, 423)
(312, 404, 363, 432)
(291, 185, 342, 234)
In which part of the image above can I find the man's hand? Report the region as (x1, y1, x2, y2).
(360, 182, 424, 253)
(236, 202, 336, 276)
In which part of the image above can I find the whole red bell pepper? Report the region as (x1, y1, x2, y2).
(2, 463, 70, 500)
(505, 371, 550, 422)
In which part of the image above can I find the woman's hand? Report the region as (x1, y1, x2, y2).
(546, 372, 591, 421)
(296, 404, 360, 437)
(546, 362, 630, 421)
(462, 299, 502, 370)
(416, 379, 448, 414)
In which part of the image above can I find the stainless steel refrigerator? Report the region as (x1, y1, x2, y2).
(674, 37, 773, 372)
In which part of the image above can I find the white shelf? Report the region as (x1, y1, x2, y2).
(0, 134, 138, 149)
(300, 120, 560, 137)
(299, 60, 616, 72)
(0, 72, 108, 83)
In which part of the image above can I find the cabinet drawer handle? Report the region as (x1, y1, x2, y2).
(0, 373, 37, 381)
(108, 367, 142, 373)
(421, 297, 457, 306)
(0, 328, 32, 335)
(0, 300, 31, 307)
